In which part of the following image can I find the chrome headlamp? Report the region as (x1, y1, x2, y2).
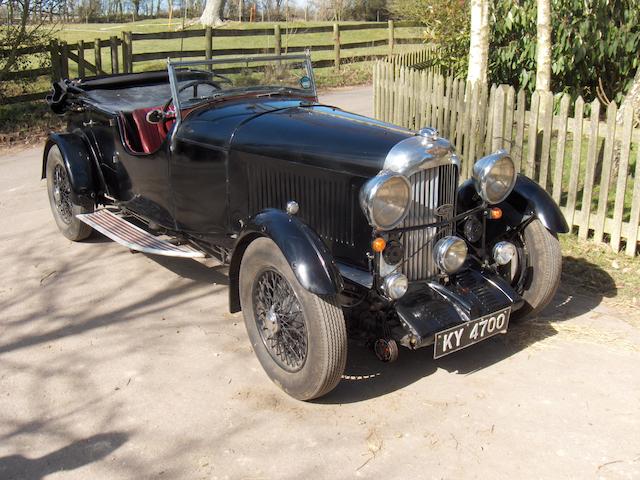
(472, 150, 517, 204)
(360, 171, 411, 230)
(433, 236, 468, 274)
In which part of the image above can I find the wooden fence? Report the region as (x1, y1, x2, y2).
(374, 59, 640, 256)
(3, 21, 422, 104)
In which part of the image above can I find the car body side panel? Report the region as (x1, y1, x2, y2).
(170, 139, 228, 239)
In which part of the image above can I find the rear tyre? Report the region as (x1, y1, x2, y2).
(46, 145, 93, 241)
(509, 219, 562, 320)
(239, 237, 347, 401)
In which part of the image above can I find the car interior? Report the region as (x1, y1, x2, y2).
(69, 71, 211, 155)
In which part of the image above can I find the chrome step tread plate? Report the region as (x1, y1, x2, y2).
(76, 209, 205, 258)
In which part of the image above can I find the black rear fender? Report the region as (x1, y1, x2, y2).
(42, 133, 96, 201)
(228, 209, 344, 313)
(457, 174, 569, 238)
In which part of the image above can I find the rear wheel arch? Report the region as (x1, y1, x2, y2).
(42, 133, 97, 200)
(45, 144, 94, 241)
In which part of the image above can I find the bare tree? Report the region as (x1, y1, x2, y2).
(0, 0, 61, 98)
(535, 0, 551, 91)
(467, 0, 489, 84)
(201, 0, 227, 26)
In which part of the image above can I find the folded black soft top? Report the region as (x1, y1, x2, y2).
(47, 70, 210, 114)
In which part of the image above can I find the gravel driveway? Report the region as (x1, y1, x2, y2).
(0, 86, 639, 479)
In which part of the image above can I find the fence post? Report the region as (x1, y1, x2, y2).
(126, 31, 133, 72)
(94, 38, 103, 75)
(49, 40, 61, 80)
(60, 41, 69, 78)
(205, 27, 213, 68)
(121, 31, 133, 73)
(110, 36, 119, 74)
(333, 23, 340, 69)
(578, 99, 601, 240)
(274, 24, 281, 56)
(78, 40, 85, 78)
(121, 32, 128, 73)
(388, 20, 394, 57)
(612, 106, 635, 252)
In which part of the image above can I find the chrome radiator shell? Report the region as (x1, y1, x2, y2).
(383, 131, 460, 281)
(401, 164, 458, 281)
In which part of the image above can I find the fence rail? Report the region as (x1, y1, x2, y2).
(3, 21, 422, 104)
(374, 57, 640, 256)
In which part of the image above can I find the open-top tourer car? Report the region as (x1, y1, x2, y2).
(43, 53, 568, 400)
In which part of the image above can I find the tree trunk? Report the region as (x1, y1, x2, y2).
(610, 63, 640, 178)
(535, 0, 551, 91)
(201, 0, 226, 26)
(467, 0, 489, 84)
(618, 64, 640, 125)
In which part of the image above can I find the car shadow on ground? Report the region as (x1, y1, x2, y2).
(319, 256, 618, 404)
(0, 432, 127, 480)
(147, 255, 230, 286)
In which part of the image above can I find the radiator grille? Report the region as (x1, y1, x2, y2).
(247, 163, 355, 246)
(401, 164, 458, 281)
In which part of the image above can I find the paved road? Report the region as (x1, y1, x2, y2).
(0, 89, 639, 479)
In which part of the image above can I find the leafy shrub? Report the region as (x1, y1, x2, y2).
(389, 0, 470, 78)
(490, 0, 640, 103)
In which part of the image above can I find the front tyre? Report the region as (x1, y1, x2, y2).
(46, 145, 93, 241)
(507, 219, 562, 320)
(239, 237, 347, 400)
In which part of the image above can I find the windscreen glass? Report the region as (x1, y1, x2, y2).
(171, 56, 315, 108)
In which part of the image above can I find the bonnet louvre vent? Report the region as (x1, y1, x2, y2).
(248, 163, 355, 246)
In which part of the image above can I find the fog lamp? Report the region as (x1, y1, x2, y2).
(382, 273, 408, 300)
(492, 241, 517, 266)
(433, 236, 468, 274)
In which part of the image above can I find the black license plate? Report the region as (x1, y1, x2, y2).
(433, 307, 511, 359)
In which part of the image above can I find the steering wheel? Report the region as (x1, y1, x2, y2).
(157, 77, 232, 134)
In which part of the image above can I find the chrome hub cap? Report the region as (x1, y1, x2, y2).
(265, 306, 280, 336)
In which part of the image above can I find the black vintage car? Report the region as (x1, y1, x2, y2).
(43, 54, 568, 400)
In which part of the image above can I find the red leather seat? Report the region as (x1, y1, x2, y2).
(130, 106, 168, 154)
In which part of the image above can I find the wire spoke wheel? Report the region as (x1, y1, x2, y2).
(253, 269, 308, 372)
(240, 237, 347, 400)
(46, 145, 93, 241)
(52, 163, 73, 224)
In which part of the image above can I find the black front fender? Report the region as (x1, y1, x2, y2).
(42, 133, 96, 199)
(228, 209, 344, 313)
(458, 174, 569, 234)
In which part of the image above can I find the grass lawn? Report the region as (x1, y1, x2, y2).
(561, 233, 640, 314)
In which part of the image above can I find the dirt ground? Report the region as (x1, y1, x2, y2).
(0, 87, 639, 480)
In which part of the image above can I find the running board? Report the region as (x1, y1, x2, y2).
(77, 209, 205, 258)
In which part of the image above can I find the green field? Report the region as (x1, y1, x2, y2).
(55, 19, 422, 77)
